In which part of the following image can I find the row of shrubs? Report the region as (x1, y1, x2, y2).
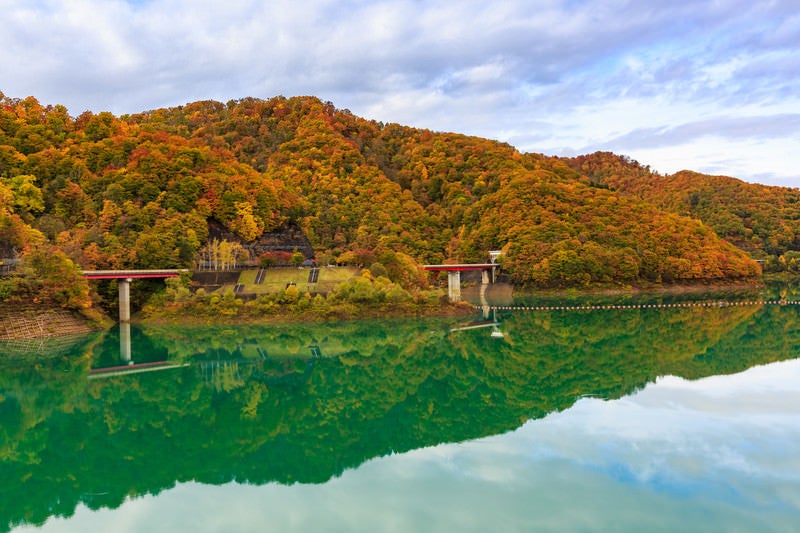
(142, 270, 458, 322)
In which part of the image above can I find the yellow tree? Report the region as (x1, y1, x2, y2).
(230, 202, 263, 242)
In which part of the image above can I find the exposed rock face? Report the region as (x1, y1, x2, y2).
(252, 227, 315, 259)
(207, 220, 315, 261)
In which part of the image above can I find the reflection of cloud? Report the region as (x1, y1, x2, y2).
(393, 358, 800, 524)
(516, 359, 800, 506)
(19, 360, 800, 532)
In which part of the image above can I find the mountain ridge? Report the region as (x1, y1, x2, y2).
(4, 92, 789, 306)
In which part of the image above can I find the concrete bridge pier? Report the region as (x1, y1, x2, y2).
(119, 278, 132, 322)
(448, 271, 461, 303)
(480, 282, 490, 320)
(120, 322, 132, 364)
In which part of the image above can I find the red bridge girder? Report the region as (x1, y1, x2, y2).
(423, 264, 496, 272)
(82, 269, 184, 280)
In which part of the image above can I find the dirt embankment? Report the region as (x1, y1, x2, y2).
(0, 303, 98, 341)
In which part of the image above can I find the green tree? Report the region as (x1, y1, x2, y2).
(291, 250, 305, 267)
(2, 175, 44, 218)
(22, 246, 92, 309)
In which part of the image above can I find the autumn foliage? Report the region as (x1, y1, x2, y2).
(566, 152, 799, 272)
(0, 91, 772, 302)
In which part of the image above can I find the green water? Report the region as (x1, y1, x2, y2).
(1, 293, 800, 532)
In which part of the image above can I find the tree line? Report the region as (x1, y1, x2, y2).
(0, 92, 777, 310)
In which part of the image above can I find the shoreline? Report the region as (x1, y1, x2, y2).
(136, 300, 477, 327)
(0, 278, 781, 341)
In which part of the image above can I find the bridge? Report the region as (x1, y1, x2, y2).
(424, 262, 498, 302)
(89, 360, 190, 379)
(82, 269, 186, 322)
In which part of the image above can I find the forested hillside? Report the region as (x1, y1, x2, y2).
(566, 152, 800, 272)
(0, 92, 765, 309)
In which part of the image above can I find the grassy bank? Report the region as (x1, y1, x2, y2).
(140, 289, 474, 325)
(143, 269, 474, 325)
(235, 266, 358, 294)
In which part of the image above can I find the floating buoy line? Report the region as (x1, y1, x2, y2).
(475, 300, 800, 312)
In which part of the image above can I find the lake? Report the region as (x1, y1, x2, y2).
(1, 287, 799, 532)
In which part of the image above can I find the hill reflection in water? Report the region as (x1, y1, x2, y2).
(1, 301, 799, 531)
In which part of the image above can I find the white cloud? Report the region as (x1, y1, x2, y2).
(0, 0, 798, 185)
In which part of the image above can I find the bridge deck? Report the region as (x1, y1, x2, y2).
(423, 263, 496, 272)
(82, 269, 186, 280)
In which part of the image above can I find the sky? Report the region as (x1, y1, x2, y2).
(1, 0, 799, 187)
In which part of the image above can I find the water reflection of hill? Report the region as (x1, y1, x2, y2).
(1, 304, 799, 532)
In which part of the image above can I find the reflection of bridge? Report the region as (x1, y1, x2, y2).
(92, 352, 323, 386)
(82, 270, 186, 322)
(89, 324, 325, 386)
(197, 350, 320, 391)
(450, 318, 505, 338)
(88, 321, 189, 379)
(89, 360, 189, 379)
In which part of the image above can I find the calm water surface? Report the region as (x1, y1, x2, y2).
(2, 289, 799, 532)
